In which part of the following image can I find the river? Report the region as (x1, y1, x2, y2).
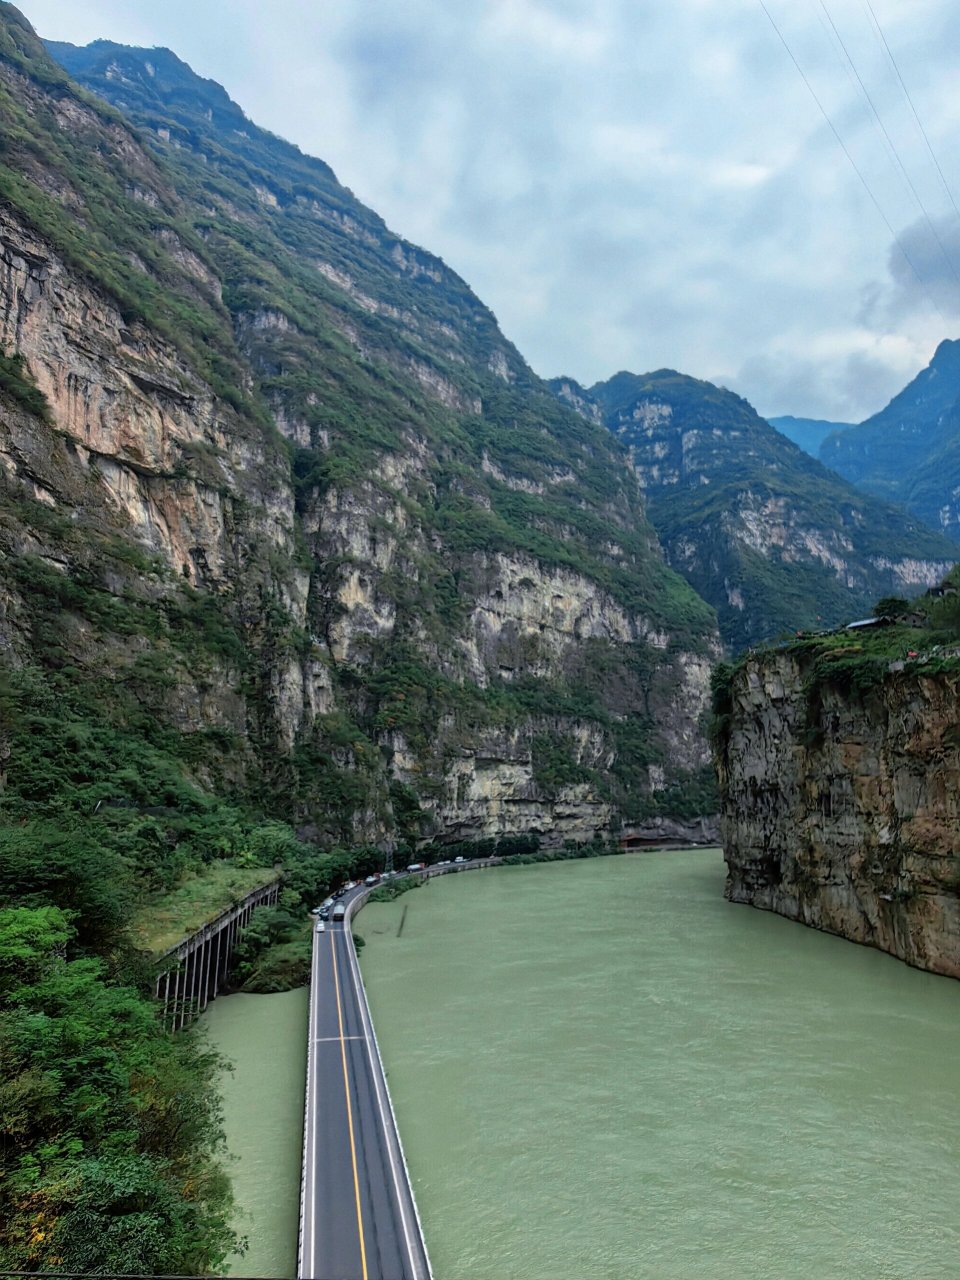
(357, 849, 960, 1279)
(202, 987, 307, 1277)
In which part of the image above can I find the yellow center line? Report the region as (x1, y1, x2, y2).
(331, 931, 369, 1280)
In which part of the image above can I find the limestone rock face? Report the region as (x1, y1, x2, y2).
(0, 204, 294, 588)
(717, 651, 960, 977)
(0, 18, 722, 850)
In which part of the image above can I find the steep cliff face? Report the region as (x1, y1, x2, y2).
(554, 369, 957, 651)
(716, 644, 960, 977)
(0, 11, 721, 850)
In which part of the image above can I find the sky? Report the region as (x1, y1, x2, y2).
(16, 0, 960, 422)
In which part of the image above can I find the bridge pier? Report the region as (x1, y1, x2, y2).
(155, 878, 280, 1029)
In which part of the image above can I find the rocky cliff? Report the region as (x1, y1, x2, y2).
(715, 634, 960, 977)
(0, 10, 720, 851)
(554, 369, 957, 651)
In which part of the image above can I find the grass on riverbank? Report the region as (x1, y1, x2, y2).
(130, 863, 279, 955)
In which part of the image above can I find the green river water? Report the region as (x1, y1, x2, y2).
(205, 849, 960, 1277)
(203, 987, 307, 1277)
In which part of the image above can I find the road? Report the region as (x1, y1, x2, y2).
(298, 889, 432, 1280)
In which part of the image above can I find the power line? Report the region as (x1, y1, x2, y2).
(756, 0, 946, 323)
(818, 0, 960, 288)
(863, 0, 960, 231)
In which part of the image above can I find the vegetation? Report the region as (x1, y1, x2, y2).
(820, 339, 960, 537)
(0, 18, 730, 1270)
(580, 369, 958, 651)
(0, 906, 240, 1270)
(0, 348, 51, 420)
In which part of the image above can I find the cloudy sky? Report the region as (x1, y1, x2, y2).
(17, 0, 960, 421)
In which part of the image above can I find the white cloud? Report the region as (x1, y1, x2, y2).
(16, 0, 960, 421)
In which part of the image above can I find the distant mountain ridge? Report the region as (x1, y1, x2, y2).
(818, 339, 960, 539)
(767, 415, 853, 457)
(553, 369, 957, 651)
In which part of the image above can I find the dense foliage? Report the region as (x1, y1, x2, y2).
(0, 906, 238, 1271)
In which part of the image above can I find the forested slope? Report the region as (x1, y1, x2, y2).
(0, 8, 720, 1265)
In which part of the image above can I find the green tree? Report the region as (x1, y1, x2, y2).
(0, 906, 240, 1271)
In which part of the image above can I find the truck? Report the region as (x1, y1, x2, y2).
(332, 901, 347, 923)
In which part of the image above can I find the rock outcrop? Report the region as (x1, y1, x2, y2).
(0, 13, 722, 851)
(716, 646, 960, 977)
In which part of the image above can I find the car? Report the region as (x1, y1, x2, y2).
(454, 855, 467, 863)
(344, 881, 357, 891)
(319, 907, 330, 920)
(322, 897, 335, 909)
(364, 874, 380, 886)
(406, 862, 426, 872)
(315, 921, 325, 933)
(436, 860, 450, 867)
(309, 906, 323, 915)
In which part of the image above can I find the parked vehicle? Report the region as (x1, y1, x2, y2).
(406, 862, 426, 872)
(364, 874, 380, 886)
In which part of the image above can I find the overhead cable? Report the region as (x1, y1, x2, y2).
(819, 0, 960, 288)
(862, 0, 960, 232)
(756, 0, 946, 323)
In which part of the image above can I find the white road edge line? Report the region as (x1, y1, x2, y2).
(344, 895, 433, 1280)
(297, 915, 322, 1278)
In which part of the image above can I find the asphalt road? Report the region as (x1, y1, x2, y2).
(299, 895, 432, 1280)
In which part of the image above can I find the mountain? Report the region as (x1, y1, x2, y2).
(819, 339, 960, 537)
(767, 414, 853, 457)
(0, 11, 732, 1263)
(0, 10, 723, 861)
(553, 369, 957, 651)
